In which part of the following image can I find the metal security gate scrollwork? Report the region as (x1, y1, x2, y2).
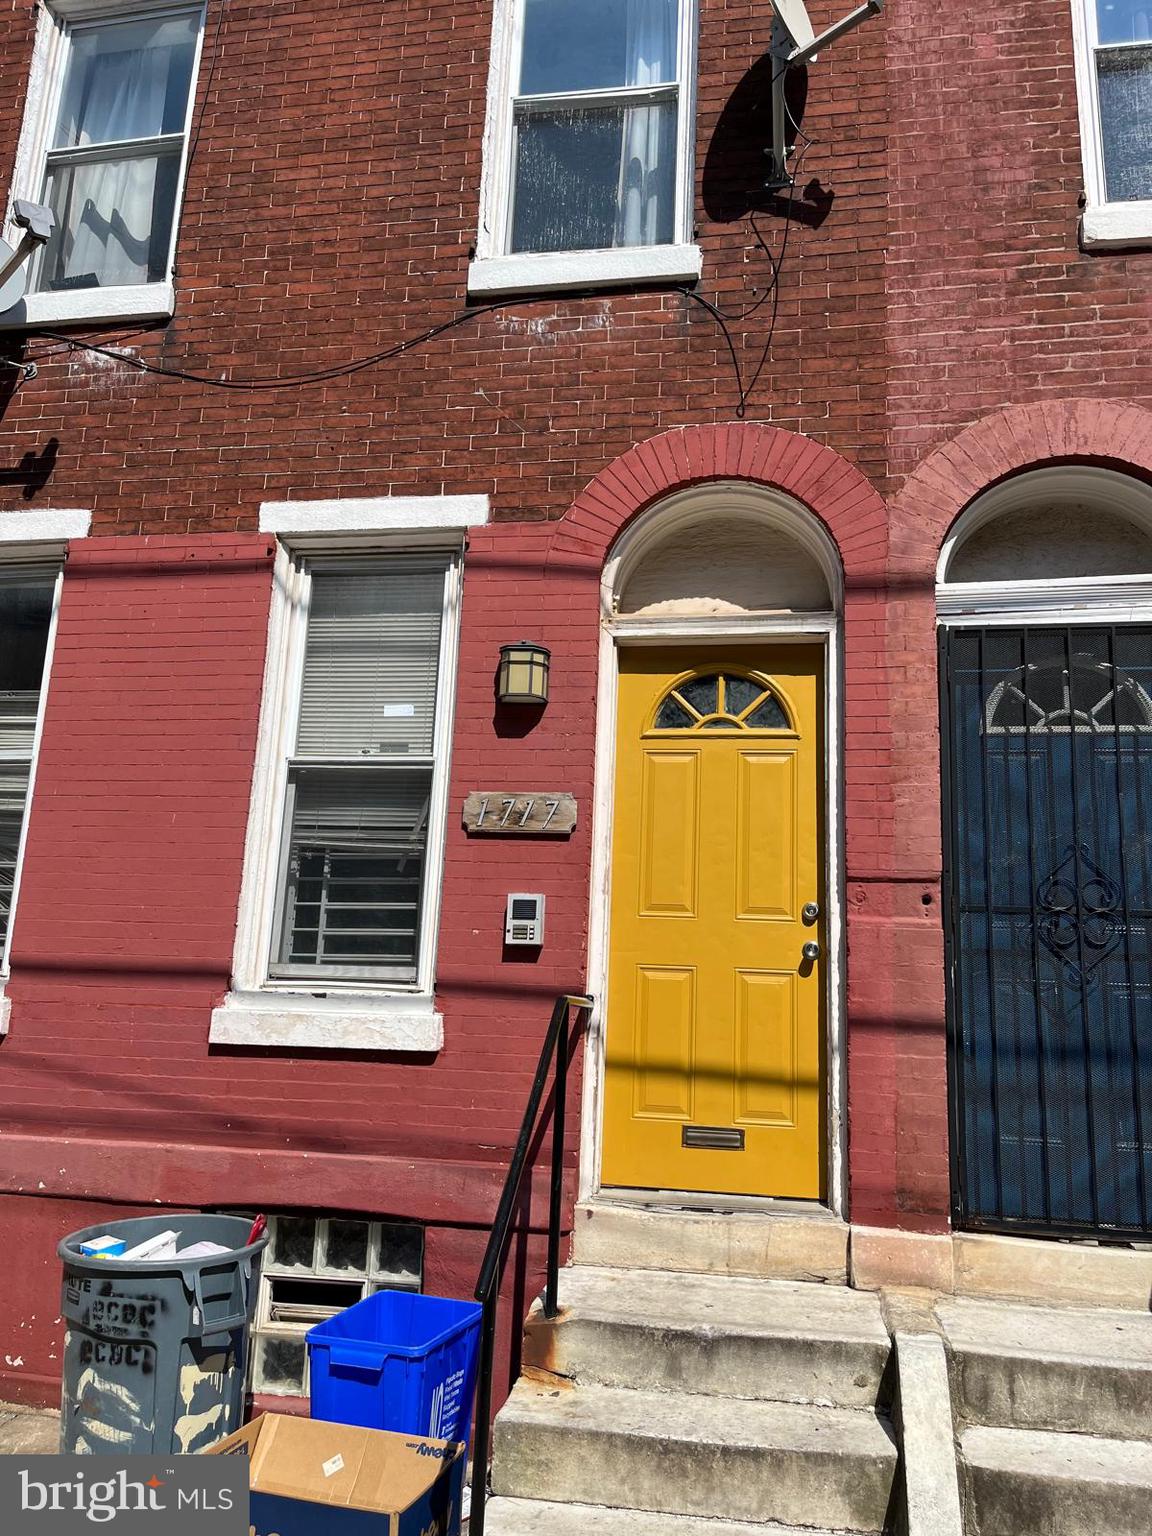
(941, 625, 1152, 1239)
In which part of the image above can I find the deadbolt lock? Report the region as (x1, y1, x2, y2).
(802, 941, 820, 963)
(802, 902, 820, 924)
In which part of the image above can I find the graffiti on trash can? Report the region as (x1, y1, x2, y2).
(77, 1337, 155, 1374)
(71, 1362, 156, 1448)
(65, 1274, 162, 1339)
(87, 1296, 159, 1336)
(174, 1350, 235, 1453)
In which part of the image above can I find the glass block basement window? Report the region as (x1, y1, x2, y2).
(249, 1214, 424, 1398)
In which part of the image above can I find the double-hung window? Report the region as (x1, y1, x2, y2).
(1074, 0, 1152, 245)
(268, 557, 455, 989)
(470, 0, 700, 294)
(0, 571, 58, 968)
(6, 2, 205, 324)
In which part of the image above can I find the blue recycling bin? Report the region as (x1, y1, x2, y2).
(306, 1290, 483, 1445)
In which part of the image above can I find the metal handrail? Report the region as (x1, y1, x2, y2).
(469, 992, 594, 1536)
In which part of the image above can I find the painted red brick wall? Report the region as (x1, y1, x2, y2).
(0, 528, 595, 1176)
(0, 0, 1148, 1410)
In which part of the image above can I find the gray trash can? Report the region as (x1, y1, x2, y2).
(58, 1213, 268, 1455)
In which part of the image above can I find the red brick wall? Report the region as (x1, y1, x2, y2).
(0, 0, 889, 522)
(885, 0, 1152, 489)
(0, 527, 595, 1177)
(0, 0, 1148, 1408)
(1, 534, 274, 1143)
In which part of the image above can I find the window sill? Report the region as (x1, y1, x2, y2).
(208, 991, 443, 1052)
(1080, 201, 1152, 250)
(467, 243, 702, 297)
(0, 279, 176, 330)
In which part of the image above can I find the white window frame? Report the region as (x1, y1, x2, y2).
(469, 0, 702, 296)
(0, 0, 207, 329)
(1072, 0, 1152, 248)
(0, 565, 63, 969)
(212, 502, 481, 1053)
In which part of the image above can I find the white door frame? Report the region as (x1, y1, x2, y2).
(578, 498, 847, 1214)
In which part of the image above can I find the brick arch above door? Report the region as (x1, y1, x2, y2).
(545, 423, 887, 583)
(889, 398, 1152, 581)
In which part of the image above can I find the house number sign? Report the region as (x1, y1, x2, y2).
(463, 791, 577, 836)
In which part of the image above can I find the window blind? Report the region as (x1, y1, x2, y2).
(0, 578, 53, 950)
(0, 694, 42, 756)
(0, 765, 30, 941)
(277, 769, 431, 971)
(296, 568, 445, 758)
(287, 768, 432, 856)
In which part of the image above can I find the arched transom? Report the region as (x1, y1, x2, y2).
(653, 671, 790, 732)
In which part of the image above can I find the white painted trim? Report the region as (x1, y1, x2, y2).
(0, 281, 176, 330)
(937, 466, 1152, 623)
(209, 995, 443, 1052)
(937, 466, 1152, 588)
(1081, 199, 1152, 250)
(578, 489, 847, 1218)
(259, 496, 491, 537)
(0, 509, 91, 543)
(1070, 0, 1108, 213)
(1069, 0, 1152, 239)
(605, 481, 844, 620)
(938, 578, 1152, 624)
(228, 542, 296, 995)
(468, 244, 702, 297)
(224, 541, 462, 1050)
(6, 6, 63, 276)
(0, 991, 10, 1037)
(610, 612, 838, 639)
(0, 564, 64, 985)
(3, 0, 206, 324)
(473, 0, 699, 269)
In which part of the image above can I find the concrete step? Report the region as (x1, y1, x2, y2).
(960, 1425, 1152, 1536)
(483, 1499, 858, 1536)
(940, 1296, 1152, 1440)
(572, 1202, 848, 1284)
(524, 1264, 890, 1409)
(491, 1379, 898, 1532)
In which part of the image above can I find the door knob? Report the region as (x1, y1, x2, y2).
(802, 902, 820, 924)
(802, 941, 820, 963)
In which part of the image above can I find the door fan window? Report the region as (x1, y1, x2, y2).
(654, 672, 789, 731)
(985, 655, 1152, 735)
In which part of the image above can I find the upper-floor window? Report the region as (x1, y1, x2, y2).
(1074, 0, 1152, 245)
(470, 0, 700, 294)
(4, 1, 205, 326)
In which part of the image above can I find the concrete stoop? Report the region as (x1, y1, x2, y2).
(483, 1500, 863, 1535)
(941, 1295, 1152, 1536)
(484, 1212, 1152, 1536)
(959, 1426, 1152, 1536)
(939, 1295, 1152, 1440)
(491, 1380, 897, 1532)
(487, 1264, 898, 1534)
(523, 1265, 891, 1408)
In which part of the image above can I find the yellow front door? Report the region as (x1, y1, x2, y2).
(602, 645, 824, 1198)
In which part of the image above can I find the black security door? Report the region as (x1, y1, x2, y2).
(942, 624, 1152, 1238)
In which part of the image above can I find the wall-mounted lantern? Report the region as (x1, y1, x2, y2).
(497, 641, 550, 705)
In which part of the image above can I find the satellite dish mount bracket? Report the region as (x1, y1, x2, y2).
(766, 0, 883, 188)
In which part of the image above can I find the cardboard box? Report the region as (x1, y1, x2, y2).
(205, 1413, 465, 1536)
